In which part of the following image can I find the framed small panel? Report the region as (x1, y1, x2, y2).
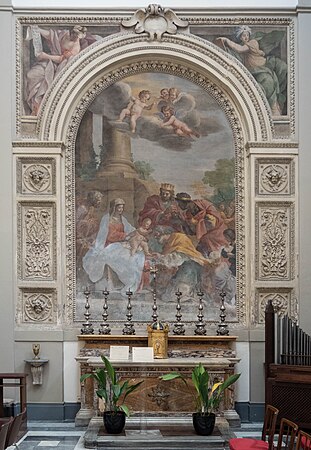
(17, 157, 56, 195)
(20, 288, 57, 324)
(255, 287, 297, 323)
(255, 202, 295, 281)
(255, 157, 295, 196)
(17, 202, 57, 281)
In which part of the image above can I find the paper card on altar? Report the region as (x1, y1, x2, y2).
(109, 345, 129, 361)
(132, 346, 154, 362)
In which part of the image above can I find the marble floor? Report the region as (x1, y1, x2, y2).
(14, 420, 263, 450)
(14, 422, 86, 450)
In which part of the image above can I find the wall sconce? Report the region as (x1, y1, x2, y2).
(24, 344, 49, 385)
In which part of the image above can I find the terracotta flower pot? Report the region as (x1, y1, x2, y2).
(192, 412, 216, 436)
(103, 411, 126, 434)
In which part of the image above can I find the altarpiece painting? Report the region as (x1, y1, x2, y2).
(74, 72, 236, 324)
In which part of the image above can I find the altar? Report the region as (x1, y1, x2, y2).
(76, 335, 240, 427)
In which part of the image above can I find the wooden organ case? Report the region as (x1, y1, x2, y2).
(265, 300, 311, 429)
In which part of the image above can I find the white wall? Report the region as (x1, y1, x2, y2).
(235, 342, 250, 402)
(10, 0, 298, 8)
(64, 342, 82, 402)
(298, 7, 311, 335)
(0, 5, 14, 373)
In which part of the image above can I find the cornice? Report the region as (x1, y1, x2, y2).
(12, 141, 64, 148)
(296, 6, 311, 12)
(2, 5, 300, 16)
(16, 14, 295, 24)
(247, 141, 299, 148)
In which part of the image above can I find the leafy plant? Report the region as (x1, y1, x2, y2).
(202, 158, 235, 205)
(80, 355, 144, 417)
(160, 364, 240, 415)
(134, 160, 154, 180)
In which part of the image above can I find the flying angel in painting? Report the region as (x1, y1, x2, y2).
(161, 105, 200, 138)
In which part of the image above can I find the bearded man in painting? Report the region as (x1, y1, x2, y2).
(175, 192, 227, 258)
(138, 183, 183, 231)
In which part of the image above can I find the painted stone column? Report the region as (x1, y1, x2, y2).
(98, 125, 137, 177)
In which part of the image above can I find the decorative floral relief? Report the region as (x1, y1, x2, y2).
(23, 292, 53, 322)
(258, 292, 289, 323)
(148, 385, 170, 407)
(258, 206, 289, 279)
(22, 205, 55, 280)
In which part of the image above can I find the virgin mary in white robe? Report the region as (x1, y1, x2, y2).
(82, 212, 145, 295)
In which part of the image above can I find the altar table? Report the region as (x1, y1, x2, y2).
(76, 335, 240, 427)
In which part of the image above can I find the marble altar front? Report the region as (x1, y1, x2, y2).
(76, 335, 240, 427)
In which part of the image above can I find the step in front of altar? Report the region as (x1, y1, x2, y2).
(83, 416, 234, 449)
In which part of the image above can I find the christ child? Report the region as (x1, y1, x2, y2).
(126, 217, 153, 256)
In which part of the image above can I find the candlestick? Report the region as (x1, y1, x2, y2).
(217, 290, 229, 336)
(173, 289, 185, 335)
(99, 288, 111, 335)
(81, 286, 94, 335)
(150, 264, 159, 324)
(122, 288, 135, 335)
(194, 290, 207, 335)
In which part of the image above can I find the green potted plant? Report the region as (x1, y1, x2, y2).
(80, 355, 144, 434)
(160, 364, 240, 435)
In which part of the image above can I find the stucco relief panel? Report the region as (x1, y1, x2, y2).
(255, 158, 295, 196)
(17, 157, 56, 195)
(256, 288, 297, 323)
(18, 202, 56, 281)
(20, 289, 56, 323)
(255, 202, 294, 281)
